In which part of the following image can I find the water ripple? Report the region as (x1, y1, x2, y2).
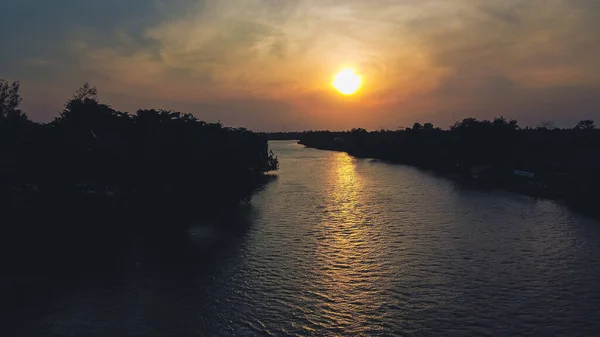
(9, 140, 600, 337)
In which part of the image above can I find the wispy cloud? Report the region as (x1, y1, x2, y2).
(2, 0, 599, 128)
(23, 58, 52, 67)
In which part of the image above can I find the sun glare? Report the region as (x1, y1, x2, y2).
(332, 68, 362, 95)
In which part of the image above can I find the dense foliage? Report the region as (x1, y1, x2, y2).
(1, 80, 277, 272)
(298, 119, 600, 215)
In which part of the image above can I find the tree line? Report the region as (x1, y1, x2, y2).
(298, 117, 600, 216)
(1, 79, 278, 274)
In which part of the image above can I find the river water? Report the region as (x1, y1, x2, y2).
(8, 140, 600, 336)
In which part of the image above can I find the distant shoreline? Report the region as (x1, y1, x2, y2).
(295, 122, 600, 219)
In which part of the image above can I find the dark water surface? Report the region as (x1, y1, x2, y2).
(8, 140, 600, 336)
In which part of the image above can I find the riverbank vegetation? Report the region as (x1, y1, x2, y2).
(0, 79, 278, 278)
(260, 132, 308, 140)
(298, 118, 600, 216)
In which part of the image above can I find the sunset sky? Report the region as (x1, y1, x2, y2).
(1, 0, 599, 130)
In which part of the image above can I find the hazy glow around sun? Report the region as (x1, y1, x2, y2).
(332, 68, 362, 95)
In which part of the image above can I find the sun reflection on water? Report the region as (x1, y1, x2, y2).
(309, 152, 386, 333)
(329, 152, 363, 219)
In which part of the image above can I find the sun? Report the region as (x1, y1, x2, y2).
(332, 68, 362, 95)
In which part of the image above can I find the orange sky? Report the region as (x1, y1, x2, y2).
(2, 0, 600, 130)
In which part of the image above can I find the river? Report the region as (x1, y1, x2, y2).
(8, 140, 600, 336)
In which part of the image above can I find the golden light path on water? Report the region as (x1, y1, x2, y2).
(15, 141, 600, 336)
(310, 152, 389, 334)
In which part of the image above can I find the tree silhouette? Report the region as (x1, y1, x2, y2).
(70, 82, 98, 102)
(537, 120, 556, 130)
(1, 78, 279, 272)
(575, 120, 596, 130)
(0, 79, 29, 126)
(298, 116, 600, 217)
(0, 79, 22, 118)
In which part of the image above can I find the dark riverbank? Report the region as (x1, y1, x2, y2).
(6, 140, 600, 336)
(0, 80, 279, 292)
(298, 119, 600, 218)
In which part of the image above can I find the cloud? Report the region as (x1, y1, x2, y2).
(421, 0, 600, 87)
(23, 58, 52, 67)
(1, 0, 600, 129)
